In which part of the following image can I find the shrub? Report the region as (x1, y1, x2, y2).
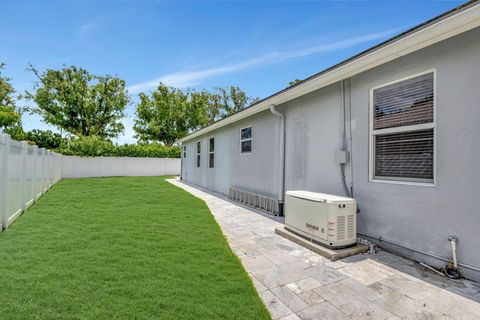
(114, 143, 181, 158)
(24, 129, 63, 149)
(59, 136, 115, 157)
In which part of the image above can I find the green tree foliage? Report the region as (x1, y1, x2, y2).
(3, 125, 25, 141)
(27, 65, 129, 138)
(134, 84, 208, 147)
(212, 86, 258, 119)
(0, 63, 21, 131)
(288, 79, 302, 86)
(24, 129, 63, 149)
(134, 84, 257, 145)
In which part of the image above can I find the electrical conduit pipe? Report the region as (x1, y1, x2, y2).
(270, 104, 285, 215)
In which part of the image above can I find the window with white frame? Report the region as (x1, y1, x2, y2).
(183, 145, 186, 158)
(371, 71, 434, 183)
(240, 127, 252, 154)
(196, 142, 201, 167)
(209, 138, 215, 168)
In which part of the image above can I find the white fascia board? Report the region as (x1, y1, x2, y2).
(179, 3, 480, 144)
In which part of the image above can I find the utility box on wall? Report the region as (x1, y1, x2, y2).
(335, 150, 350, 164)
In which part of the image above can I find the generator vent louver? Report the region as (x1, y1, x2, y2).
(347, 214, 355, 239)
(229, 188, 278, 215)
(337, 216, 346, 240)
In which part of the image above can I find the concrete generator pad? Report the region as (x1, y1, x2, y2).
(275, 227, 368, 261)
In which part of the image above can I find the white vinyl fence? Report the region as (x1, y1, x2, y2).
(61, 156, 180, 178)
(0, 133, 180, 231)
(0, 134, 62, 230)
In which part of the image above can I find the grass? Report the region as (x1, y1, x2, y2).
(0, 177, 270, 320)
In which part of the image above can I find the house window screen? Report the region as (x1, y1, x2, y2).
(372, 72, 434, 183)
(183, 146, 186, 158)
(240, 127, 252, 154)
(196, 142, 201, 167)
(209, 138, 215, 168)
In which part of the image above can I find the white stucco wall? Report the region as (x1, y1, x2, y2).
(181, 27, 480, 280)
(349, 27, 480, 278)
(182, 110, 280, 199)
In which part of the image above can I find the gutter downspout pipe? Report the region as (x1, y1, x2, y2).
(180, 145, 183, 180)
(270, 104, 285, 216)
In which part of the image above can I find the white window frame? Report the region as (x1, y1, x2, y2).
(196, 141, 201, 168)
(208, 137, 215, 169)
(239, 126, 252, 155)
(368, 69, 436, 187)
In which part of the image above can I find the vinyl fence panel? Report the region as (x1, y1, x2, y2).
(61, 156, 180, 178)
(0, 134, 62, 230)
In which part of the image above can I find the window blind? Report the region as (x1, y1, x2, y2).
(209, 138, 215, 168)
(374, 73, 433, 130)
(196, 142, 201, 167)
(375, 129, 434, 181)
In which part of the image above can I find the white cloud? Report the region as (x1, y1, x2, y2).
(127, 27, 401, 94)
(78, 19, 98, 40)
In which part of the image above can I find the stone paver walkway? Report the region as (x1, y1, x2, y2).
(168, 179, 480, 320)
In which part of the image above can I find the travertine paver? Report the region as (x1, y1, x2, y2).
(168, 179, 480, 320)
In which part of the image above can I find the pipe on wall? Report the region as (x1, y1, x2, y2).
(360, 233, 480, 273)
(180, 146, 183, 180)
(269, 104, 286, 215)
(340, 79, 354, 198)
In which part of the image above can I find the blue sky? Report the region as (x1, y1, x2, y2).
(0, 0, 463, 144)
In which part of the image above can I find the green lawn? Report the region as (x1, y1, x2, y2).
(0, 177, 270, 320)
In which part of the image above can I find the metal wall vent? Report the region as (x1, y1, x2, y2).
(229, 188, 279, 215)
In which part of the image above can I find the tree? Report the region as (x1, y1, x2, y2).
(134, 83, 192, 146)
(133, 84, 257, 145)
(288, 79, 302, 86)
(0, 63, 21, 131)
(27, 65, 129, 138)
(212, 86, 258, 119)
(189, 90, 214, 127)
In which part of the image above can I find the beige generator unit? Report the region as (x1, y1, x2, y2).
(285, 191, 357, 249)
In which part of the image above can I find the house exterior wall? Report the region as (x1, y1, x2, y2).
(279, 83, 347, 196)
(348, 27, 480, 279)
(181, 27, 480, 280)
(279, 27, 480, 279)
(182, 110, 280, 199)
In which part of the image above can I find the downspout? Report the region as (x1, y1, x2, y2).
(270, 104, 285, 216)
(180, 145, 183, 180)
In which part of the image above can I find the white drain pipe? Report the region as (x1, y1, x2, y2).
(448, 236, 459, 269)
(270, 104, 285, 215)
